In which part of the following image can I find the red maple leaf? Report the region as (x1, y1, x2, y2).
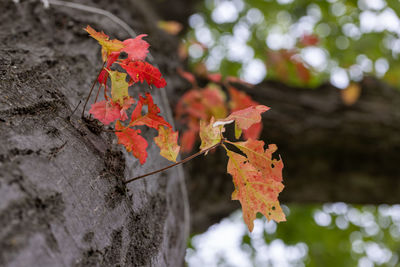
(120, 61, 166, 88)
(215, 105, 270, 131)
(225, 76, 254, 87)
(106, 52, 121, 67)
(89, 100, 121, 125)
(98, 69, 108, 85)
(98, 52, 121, 85)
(175, 90, 206, 120)
(121, 34, 149, 62)
(300, 33, 319, 46)
(130, 93, 171, 129)
(119, 97, 135, 121)
(177, 67, 196, 85)
(228, 87, 263, 140)
(207, 73, 222, 83)
(175, 86, 227, 152)
(115, 121, 148, 164)
(180, 128, 198, 153)
(294, 61, 311, 84)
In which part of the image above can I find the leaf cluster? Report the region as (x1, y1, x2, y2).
(85, 26, 179, 164)
(85, 26, 286, 231)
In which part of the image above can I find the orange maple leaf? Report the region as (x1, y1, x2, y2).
(226, 150, 286, 232)
(341, 83, 361, 106)
(229, 139, 283, 183)
(84, 25, 125, 62)
(157, 21, 183, 35)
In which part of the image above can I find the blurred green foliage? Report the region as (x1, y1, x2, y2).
(186, 204, 400, 267)
(186, 0, 400, 87)
(260, 204, 400, 266)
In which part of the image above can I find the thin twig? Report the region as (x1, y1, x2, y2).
(93, 83, 103, 106)
(47, 0, 136, 37)
(124, 140, 224, 184)
(102, 128, 122, 133)
(67, 100, 81, 121)
(89, 83, 103, 119)
(81, 62, 105, 118)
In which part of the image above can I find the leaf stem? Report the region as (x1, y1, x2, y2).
(102, 128, 123, 133)
(124, 139, 224, 184)
(81, 62, 106, 118)
(67, 100, 81, 121)
(93, 83, 103, 104)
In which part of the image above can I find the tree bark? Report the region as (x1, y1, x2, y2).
(186, 77, 400, 233)
(0, 1, 189, 266)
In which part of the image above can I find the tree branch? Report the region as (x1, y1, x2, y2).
(124, 140, 224, 184)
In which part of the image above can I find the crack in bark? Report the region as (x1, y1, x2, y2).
(0, 100, 65, 118)
(0, 193, 65, 265)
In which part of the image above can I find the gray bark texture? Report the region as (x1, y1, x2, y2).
(0, 0, 189, 266)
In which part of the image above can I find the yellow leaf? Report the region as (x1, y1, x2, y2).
(199, 117, 224, 153)
(341, 83, 361, 106)
(157, 21, 183, 35)
(234, 122, 242, 139)
(107, 70, 130, 105)
(154, 126, 180, 162)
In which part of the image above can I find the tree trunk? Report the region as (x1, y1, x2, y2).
(0, 1, 189, 266)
